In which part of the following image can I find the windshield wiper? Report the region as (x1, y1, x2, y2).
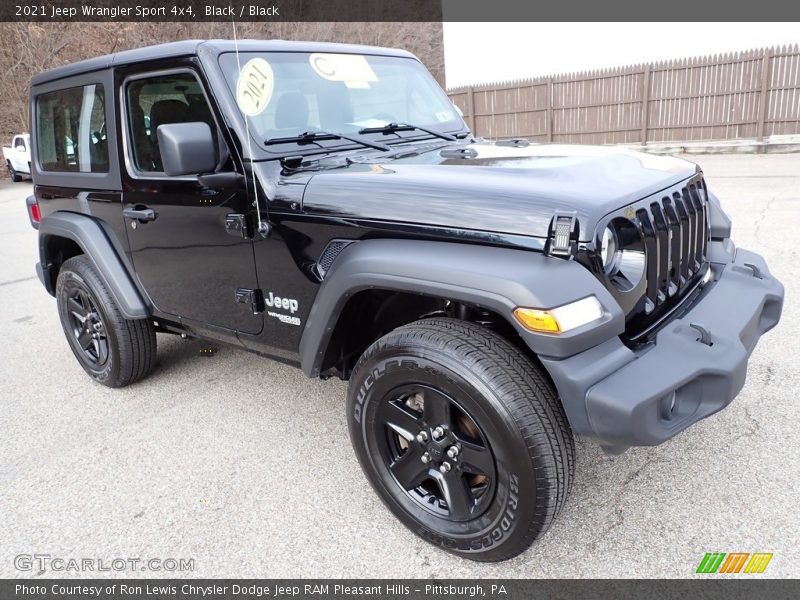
(358, 122, 456, 141)
(264, 130, 390, 151)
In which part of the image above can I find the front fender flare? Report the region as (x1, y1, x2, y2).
(299, 239, 624, 377)
(38, 212, 149, 320)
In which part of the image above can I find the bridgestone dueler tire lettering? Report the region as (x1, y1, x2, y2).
(347, 318, 575, 562)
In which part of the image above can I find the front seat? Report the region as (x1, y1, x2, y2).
(149, 99, 191, 171)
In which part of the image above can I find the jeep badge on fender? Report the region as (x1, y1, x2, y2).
(27, 40, 784, 562)
(264, 292, 299, 314)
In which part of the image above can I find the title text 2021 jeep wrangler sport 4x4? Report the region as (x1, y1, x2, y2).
(26, 40, 783, 561)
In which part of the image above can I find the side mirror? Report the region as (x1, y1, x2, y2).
(157, 122, 217, 177)
(198, 171, 244, 188)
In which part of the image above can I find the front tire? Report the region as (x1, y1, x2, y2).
(56, 255, 156, 388)
(347, 318, 575, 562)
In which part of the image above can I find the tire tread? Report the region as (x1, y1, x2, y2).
(350, 317, 575, 562)
(58, 255, 156, 388)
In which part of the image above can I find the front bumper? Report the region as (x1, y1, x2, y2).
(541, 243, 784, 452)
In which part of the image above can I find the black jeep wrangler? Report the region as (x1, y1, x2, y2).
(26, 40, 784, 561)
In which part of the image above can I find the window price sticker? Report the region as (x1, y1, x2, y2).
(309, 53, 378, 88)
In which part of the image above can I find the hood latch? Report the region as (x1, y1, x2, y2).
(546, 212, 579, 259)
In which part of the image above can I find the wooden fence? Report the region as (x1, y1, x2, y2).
(447, 45, 800, 145)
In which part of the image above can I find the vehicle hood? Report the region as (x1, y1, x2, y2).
(300, 143, 699, 242)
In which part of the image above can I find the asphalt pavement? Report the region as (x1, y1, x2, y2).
(1, 153, 798, 578)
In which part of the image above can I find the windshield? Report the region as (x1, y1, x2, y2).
(218, 51, 463, 153)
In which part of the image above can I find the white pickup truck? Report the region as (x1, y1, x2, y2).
(3, 133, 32, 181)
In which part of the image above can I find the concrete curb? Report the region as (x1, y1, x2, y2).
(621, 134, 800, 155)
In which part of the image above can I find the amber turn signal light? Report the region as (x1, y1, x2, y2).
(513, 308, 561, 333)
(513, 296, 605, 334)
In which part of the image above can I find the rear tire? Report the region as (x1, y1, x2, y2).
(7, 160, 21, 182)
(56, 255, 156, 388)
(347, 318, 575, 562)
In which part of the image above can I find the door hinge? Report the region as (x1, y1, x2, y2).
(225, 213, 252, 238)
(235, 288, 265, 314)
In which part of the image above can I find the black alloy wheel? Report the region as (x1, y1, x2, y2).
(375, 384, 496, 522)
(65, 286, 109, 366)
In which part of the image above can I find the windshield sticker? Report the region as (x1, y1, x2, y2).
(309, 53, 378, 88)
(351, 118, 392, 128)
(435, 110, 452, 122)
(236, 58, 274, 116)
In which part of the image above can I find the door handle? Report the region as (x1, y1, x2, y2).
(123, 207, 158, 222)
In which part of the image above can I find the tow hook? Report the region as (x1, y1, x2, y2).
(690, 323, 713, 346)
(744, 263, 763, 279)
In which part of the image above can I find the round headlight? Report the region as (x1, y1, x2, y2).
(598, 218, 646, 292)
(600, 226, 619, 274)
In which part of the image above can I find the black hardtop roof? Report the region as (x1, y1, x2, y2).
(31, 39, 417, 86)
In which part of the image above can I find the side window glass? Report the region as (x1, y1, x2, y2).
(36, 85, 107, 173)
(125, 72, 217, 173)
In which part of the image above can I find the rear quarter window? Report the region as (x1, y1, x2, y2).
(36, 84, 108, 173)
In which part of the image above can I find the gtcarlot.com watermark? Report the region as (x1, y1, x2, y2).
(14, 553, 195, 573)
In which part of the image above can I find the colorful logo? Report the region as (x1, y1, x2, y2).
(696, 552, 773, 574)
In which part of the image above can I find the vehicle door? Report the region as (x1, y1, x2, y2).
(12, 136, 28, 172)
(118, 64, 262, 334)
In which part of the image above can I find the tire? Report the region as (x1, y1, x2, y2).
(347, 317, 575, 562)
(7, 160, 21, 182)
(56, 255, 156, 388)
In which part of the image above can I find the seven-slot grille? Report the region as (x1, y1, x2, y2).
(634, 178, 709, 314)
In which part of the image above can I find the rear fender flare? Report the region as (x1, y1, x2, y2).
(38, 212, 149, 320)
